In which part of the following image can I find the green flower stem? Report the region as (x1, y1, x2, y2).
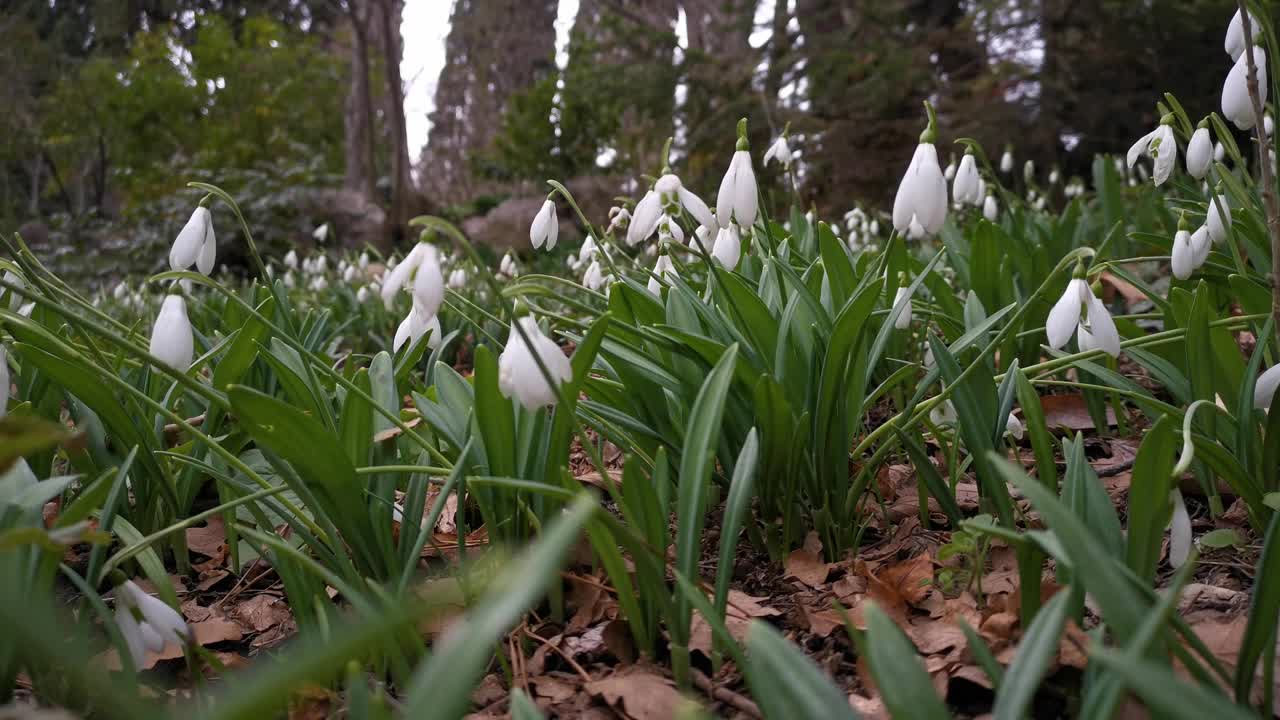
(355, 465, 451, 476)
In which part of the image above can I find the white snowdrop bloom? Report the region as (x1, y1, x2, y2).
(951, 153, 981, 205)
(499, 252, 518, 277)
(1024, 159, 1035, 182)
(310, 276, 328, 292)
(983, 194, 999, 222)
(582, 260, 605, 291)
(717, 149, 758, 229)
(892, 285, 913, 329)
(606, 206, 631, 235)
(393, 304, 441, 353)
(1223, 47, 1268, 130)
(869, 219, 880, 236)
(1215, 142, 1226, 162)
(114, 580, 191, 668)
(577, 236, 597, 266)
(386, 256, 398, 272)
(356, 285, 370, 303)
(499, 315, 572, 411)
(1046, 273, 1121, 357)
(380, 242, 427, 309)
(312, 223, 329, 242)
(691, 223, 713, 250)
(1267, 115, 1275, 136)
(338, 260, 349, 275)
(627, 173, 716, 246)
(113, 282, 129, 300)
(1254, 364, 1280, 409)
(530, 198, 559, 250)
(1207, 194, 1232, 244)
(1226, 8, 1261, 61)
(342, 265, 357, 283)
(1005, 412, 1024, 440)
(283, 271, 296, 289)
(1190, 225, 1212, 269)
(893, 142, 948, 236)
(1169, 489, 1192, 569)
(411, 244, 444, 319)
(1126, 120, 1178, 186)
(647, 254, 676, 295)
(149, 294, 193, 371)
(658, 213, 684, 245)
(313, 255, 328, 274)
(358, 252, 369, 269)
(944, 159, 956, 181)
(1000, 149, 1014, 173)
(930, 397, 957, 426)
(447, 268, 468, 289)
(763, 135, 792, 168)
(169, 206, 216, 276)
(0, 345, 9, 419)
(1171, 228, 1195, 280)
(1048, 169, 1060, 185)
(711, 224, 742, 270)
(283, 249, 298, 269)
(1186, 126, 1213, 179)
(907, 218, 927, 240)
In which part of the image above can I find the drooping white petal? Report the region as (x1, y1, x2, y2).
(647, 254, 675, 296)
(952, 154, 981, 205)
(1006, 412, 1024, 440)
(1168, 489, 1192, 568)
(711, 225, 742, 270)
(169, 207, 211, 271)
(196, 220, 216, 275)
(763, 136, 791, 167)
(677, 186, 718, 234)
(498, 317, 573, 411)
(1225, 8, 1260, 61)
(582, 260, 605, 290)
(1207, 195, 1232, 244)
(627, 191, 662, 246)
(114, 603, 149, 667)
(380, 243, 426, 309)
(983, 194, 999, 222)
(892, 286, 913, 329)
(1190, 225, 1211, 268)
(1000, 150, 1013, 173)
(1126, 129, 1157, 169)
(124, 583, 190, 647)
(529, 199, 557, 250)
(1186, 127, 1212, 179)
(578, 236, 597, 265)
(1171, 230, 1195, 280)
(1046, 279, 1088, 350)
(1151, 125, 1177, 186)
(411, 245, 444, 319)
(149, 294, 193, 371)
(1223, 48, 1268, 130)
(1085, 295, 1121, 358)
(1077, 323, 1097, 353)
(894, 143, 948, 235)
(1254, 364, 1280, 409)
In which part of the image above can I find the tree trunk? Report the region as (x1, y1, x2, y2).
(343, 1, 377, 204)
(374, 0, 415, 241)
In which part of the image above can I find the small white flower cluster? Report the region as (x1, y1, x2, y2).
(843, 207, 883, 251)
(381, 242, 444, 353)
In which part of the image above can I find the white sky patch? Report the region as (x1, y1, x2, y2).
(402, 0, 455, 160)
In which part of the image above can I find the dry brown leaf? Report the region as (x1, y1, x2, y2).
(575, 469, 624, 490)
(784, 531, 831, 587)
(804, 608, 846, 638)
(100, 615, 244, 670)
(689, 590, 780, 655)
(1040, 394, 1115, 430)
(470, 674, 507, 707)
(232, 594, 292, 633)
(585, 667, 690, 720)
(531, 674, 577, 703)
(185, 516, 227, 559)
(848, 693, 891, 720)
(873, 552, 934, 608)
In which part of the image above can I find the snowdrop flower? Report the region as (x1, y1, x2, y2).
(342, 265, 357, 283)
(530, 198, 559, 250)
(393, 304, 441, 353)
(1127, 116, 1178, 186)
(114, 580, 191, 668)
(763, 133, 792, 168)
(169, 206, 216, 276)
(149, 293, 193, 371)
(907, 218, 927, 240)
(891, 276, 913, 330)
(284, 249, 298, 269)
(1048, 168, 1060, 185)
(358, 252, 369, 269)
(1169, 489, 1192, 568)
(310, 276, 328, 292)
(411, 244, 444, 319)
(1223, 47, 1268, 130)
(657, 213, 684, 245)
(1255, 364, 1280, 409)
(710, 224, 742, 270)
(380, 243, 428, 309)
(498, 310, 572, 411)
(1186, 123, 1213, 179)
(1005, 412, 1024, 440)
(647, 253, 676, 295)
(283, 271, 296, 289)
(944, 157, 957, 181)
(312, 223, 330, 243)
(447, 268, 467, 289)
(582, 259, 605, 291)
(0, 345, 8, 419)
(892, 102, 948, 236)
(869, 219, 880, 236)
(606, 206, 631, 236)
(1024, 160, 1035, 182)
(929, 396, 957, 426)
(577, 236, 597, 266)
(1215, 142, 1226, 163)
(1267, 115, 1275, 137)
(1190, 225, 1212, 269)
(499, 252, 518, 277)
(113, 282, 129, 300)
(951, 152, 981, 205)
(1226, 8, 1261, 61)
(356, 285, 370, 303)
(1046, 266, 1121, 357)
(717, 121, 759, 229)
(1207, 192, 1232, 244)
(983, 194, 999, 222)
(1000, 147, 1014, 173)
(627, 172, 716, 246)
(313, 255, 328, 274)
(691, 223, 713, 250)
(1171, 224, 1195, 281)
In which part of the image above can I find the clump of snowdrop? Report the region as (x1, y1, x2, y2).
(499, 252, 519, 278)
(169, 204, 216, 276)
(113, 579, 191, 668)
(447, 267, 468, 290)
(711, 224, 742, 270)
(530, 197, 559, 250)
(390, 243, 444, 353)
(1127, 114, 1178, 186)
(763, 130, 792, 169)
(312, 223, 330, 243)
(1170, 213, 1211, 281)
(149, 292, 194, 371)
(606, 206, 631, 236)
(498, 303, 573, 411)
(1223, 46, 1268, 130)
(627, 161, 716, 247)
(1046, 264, 1121, 358)
(1225, 8, 1261, 61)
(951, 150, 981, 206)
(717, 119, 759, 230)
(1005, 412, 1025, 440)
(892, 101, 948, 237)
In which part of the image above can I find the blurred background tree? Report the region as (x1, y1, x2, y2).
(0, 0, 1271, 280)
